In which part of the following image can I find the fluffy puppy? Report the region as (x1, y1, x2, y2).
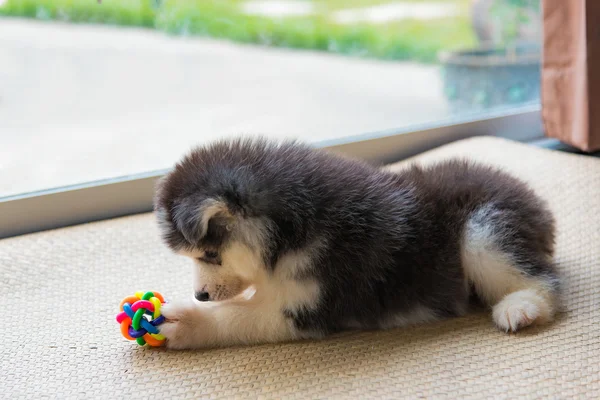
(154, 138, 560, 350)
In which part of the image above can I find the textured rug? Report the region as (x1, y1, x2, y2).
(2, 137, 599, 399)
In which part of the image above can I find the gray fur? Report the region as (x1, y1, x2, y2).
(154, 138, 559, 336)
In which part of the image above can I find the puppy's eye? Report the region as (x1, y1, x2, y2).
(197, 250, 220, 265)
(204, 250, 218, 259)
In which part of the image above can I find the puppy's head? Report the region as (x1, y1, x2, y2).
(154, 143, 270, 302)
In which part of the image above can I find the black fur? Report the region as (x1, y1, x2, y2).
(155, 138, 558, 335)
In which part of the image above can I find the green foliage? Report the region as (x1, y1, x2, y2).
(0, 0, 157, 26)
(502, 0, 539, 9)
(0, 0, 475, 63)
(490, 0, 540, 44)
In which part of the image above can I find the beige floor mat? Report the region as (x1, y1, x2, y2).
(2, 137, 599, 399)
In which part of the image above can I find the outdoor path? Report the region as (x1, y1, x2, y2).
(0, 18, 448, 197)
(242, 1, 461, 23)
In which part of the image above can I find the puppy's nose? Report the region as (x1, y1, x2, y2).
(195, 291, 210, 302)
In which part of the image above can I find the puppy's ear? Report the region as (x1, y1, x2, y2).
(172, 198, 231, 245)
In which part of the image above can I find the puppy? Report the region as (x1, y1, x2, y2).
(154, 138, 560, 350)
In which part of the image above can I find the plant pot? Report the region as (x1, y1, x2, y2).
(438, 44, 540, 113)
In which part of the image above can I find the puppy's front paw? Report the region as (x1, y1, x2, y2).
(160, 300, 207, 350)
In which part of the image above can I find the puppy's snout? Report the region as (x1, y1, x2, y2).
(195, 291, 210, 302)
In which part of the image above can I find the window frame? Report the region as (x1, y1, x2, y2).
(0, 105, 543, 239)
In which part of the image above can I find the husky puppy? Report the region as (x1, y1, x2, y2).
(154, 139, 559, 349)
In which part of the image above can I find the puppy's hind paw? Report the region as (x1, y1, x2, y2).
(492, 289, 553, 333)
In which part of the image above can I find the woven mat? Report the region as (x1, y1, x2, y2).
(2, 137, 599, 399)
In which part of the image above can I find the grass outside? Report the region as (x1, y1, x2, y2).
(0, 0, 476, 63)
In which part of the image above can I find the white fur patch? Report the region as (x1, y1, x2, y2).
(162, 240, 322, 348)
(462, 205, 556, 332)
(255, 243, 322, 314)
(274, 240, 325, 280)
(462, 205, 529, 304)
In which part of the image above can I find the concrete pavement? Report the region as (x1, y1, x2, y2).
(0, 18, 448, 197)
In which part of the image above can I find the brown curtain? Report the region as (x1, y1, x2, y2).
(542, 0, 600, 151)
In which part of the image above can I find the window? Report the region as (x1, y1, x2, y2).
(0, 0, 544, 237)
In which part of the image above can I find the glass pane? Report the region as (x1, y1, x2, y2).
(0, 0, 541, 198)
